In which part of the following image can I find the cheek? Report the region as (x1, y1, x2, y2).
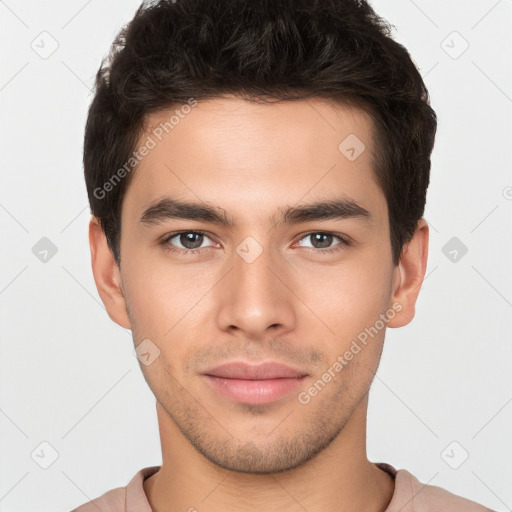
(300, 257, 392, 331)
(122, 238, 394, 371)
(292, 263, 393, 383)
(122, 256, 215, 382)
(122, 252, 212, 336)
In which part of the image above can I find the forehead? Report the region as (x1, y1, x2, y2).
(144, 96, 375, 162)
(122, 96, 387, 228)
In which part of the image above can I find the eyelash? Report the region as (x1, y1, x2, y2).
(160, 230, 352, 256)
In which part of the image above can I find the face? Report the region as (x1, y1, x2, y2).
(100, 97, 412, 473)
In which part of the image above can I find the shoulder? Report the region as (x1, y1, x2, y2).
(71, 466, 160, 512)
(71, 486, 125, 512)
(389, 467, 495, 512)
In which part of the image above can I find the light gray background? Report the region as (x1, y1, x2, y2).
(1, 1, 511, 510)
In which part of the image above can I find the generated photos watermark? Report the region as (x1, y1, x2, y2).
(93, 98, 198, 200)
(298, 301, 402, 405)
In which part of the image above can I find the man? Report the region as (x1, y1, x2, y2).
(73, 0, 494, 510)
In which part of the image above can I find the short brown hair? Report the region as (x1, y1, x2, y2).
(84, 0, 437, 267)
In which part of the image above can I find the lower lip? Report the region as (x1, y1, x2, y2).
(202, 375, 306, 405)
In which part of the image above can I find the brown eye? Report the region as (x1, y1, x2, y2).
(178, 232, 204, 249)
(309, 233, 334, 249)
(296, 232, 346, 250)
(162, 231, 215, 253)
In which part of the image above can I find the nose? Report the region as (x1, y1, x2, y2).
(214, 239, 297, 340)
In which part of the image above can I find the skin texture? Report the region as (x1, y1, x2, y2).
(89, 97, 429, 512)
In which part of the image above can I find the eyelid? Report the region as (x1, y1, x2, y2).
(293, 231, 351, 250)
(160, 229, 351, 255)
(161, 230, 217, 251)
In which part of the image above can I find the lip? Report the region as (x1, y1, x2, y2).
(202, 362, 308, 405)
(204, 361, 307, 380)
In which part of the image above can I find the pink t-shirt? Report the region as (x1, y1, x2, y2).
(71, 462, 495, 511)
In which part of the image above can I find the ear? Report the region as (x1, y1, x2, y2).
(89, 216, 131, 330)
(387, 218, 429, 328)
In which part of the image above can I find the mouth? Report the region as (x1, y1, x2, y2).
(201, 361, 308, 405)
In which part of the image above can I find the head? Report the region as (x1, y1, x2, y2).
(86, 0, 435, 474)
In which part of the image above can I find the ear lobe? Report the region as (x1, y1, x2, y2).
(387, 219, 429, 328)
(89, 216, 132, 330)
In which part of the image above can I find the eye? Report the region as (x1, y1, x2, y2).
(161, 231, 216, 254)
(294, 232, 350, 253)
(160, 230, 351, 256)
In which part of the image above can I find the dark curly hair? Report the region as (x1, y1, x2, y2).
(84, 0, 437, 267)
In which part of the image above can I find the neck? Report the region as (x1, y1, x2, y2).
(144, 395, 395, 512)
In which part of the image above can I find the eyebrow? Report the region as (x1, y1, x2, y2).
(139, 196, 373, 228)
